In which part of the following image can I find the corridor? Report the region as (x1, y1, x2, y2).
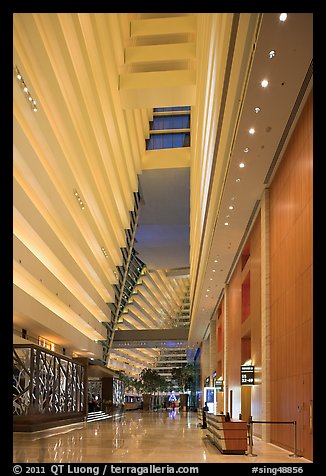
(13, 410, 311, 464)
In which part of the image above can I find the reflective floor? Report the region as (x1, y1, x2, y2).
(13, 410, 312, 464)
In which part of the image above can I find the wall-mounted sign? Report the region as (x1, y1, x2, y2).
(241, 365, 255, 385)
(215, 380, 224, 392)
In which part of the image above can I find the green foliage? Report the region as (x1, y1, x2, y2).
(116, 371, 145, 394)
(131, 378, 143, 395)
(139, 368, 168, 394)
(171, 364, 195, 393)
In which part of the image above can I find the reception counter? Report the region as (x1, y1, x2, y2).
(206, 413, 248, 454)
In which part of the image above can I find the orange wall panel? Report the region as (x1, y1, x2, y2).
(269, 92, 313, 460)
(227, 211, 261, 421)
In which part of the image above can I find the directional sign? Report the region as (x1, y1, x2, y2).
(241, 365, 255, 385)
(215, 380, 224, 391)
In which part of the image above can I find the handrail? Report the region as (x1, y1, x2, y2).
(247, 416, 301, 458)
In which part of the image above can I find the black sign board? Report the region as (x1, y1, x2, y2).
(241, 365, 255, 385)
(215, 380, 224, 391)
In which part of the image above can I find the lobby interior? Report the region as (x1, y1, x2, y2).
(12, 12, 313, 464)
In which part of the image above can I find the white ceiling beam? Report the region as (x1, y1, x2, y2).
(119, 70, 196, 109)
(130, 16, 196, 37)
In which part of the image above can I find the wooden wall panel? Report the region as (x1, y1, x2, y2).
(269, 92, 313, 460)
(227, 209, 261, 422)
(227, 260, 242, 418)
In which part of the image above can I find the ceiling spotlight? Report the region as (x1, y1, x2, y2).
(268, 50, 276, 59)
(239, 162, 245, 168)
(214, 259, 218, 262)
(254, 107, 261, 113)
(261, 79, 269, 88)
(229, 205, 234, 210)
(279, 13, 287, 22)
(236, 178, 241, 183)
(224, 222, 229, 226)
(249, 128, 255, 134)
(244, 147, 249, 153)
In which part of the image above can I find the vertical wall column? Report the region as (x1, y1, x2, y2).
(261, 188, 271, 441)
(223, 284, 229, 414)
(200, 338, 210, 399)
(209, 319, 217, 378)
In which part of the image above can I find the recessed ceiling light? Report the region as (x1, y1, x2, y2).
(239, 162, 245, 168)
(244, 147, 249, 153)
(236, 178, 241, 182)
(205, 294, 208, 298)
(268, 50, 276, 59)
(279, 13, 287, 22)
(214, 259, 218, 262)
(249, 128, 255, 134)
(254, 107, 261, 113)
(261, 79, 269, 88)
(229, 205, 234, 210)
(212, 269, 216, 273)
(224, 222, 229, 226)
(210, 278, 213, 281)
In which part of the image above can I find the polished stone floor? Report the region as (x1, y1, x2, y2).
(13, 410, 312, 464)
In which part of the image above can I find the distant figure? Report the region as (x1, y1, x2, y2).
(202, 402, 209, 428)
(169, 390, 176, 412)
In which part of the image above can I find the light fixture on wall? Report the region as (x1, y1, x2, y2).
(73, 189, 85, 210)
(14, 65, 38, 112)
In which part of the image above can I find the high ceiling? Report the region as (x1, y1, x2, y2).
(13, 13, 313, 377)
(136, 167, 190, 270)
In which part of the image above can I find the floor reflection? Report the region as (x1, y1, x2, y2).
(13, 410, 311, 464)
